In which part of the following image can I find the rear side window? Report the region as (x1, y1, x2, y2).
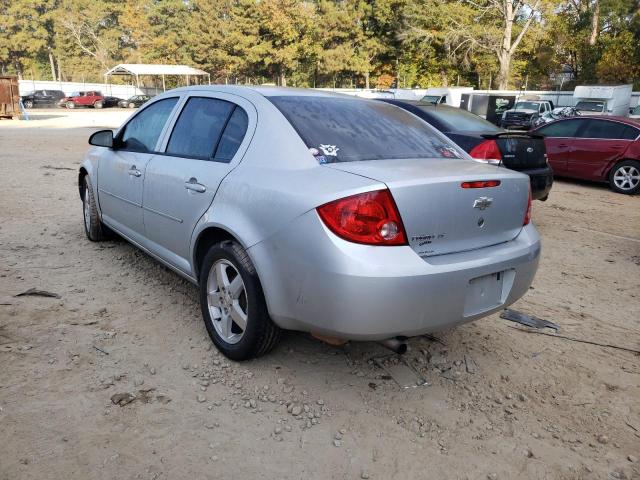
(166, 97, 249, 162)
(215, 107, 249, 162)
(269, 96, 462, 163)
(416, 105, 502, 133)
(537, 119, 584, 138)
(579, 119, 638, 140)
(121, 97, 178, 152)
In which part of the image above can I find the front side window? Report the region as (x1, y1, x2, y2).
(121, 97, 179, 152)
(537, 119, 584, 138)
(269, 96, 462, 163)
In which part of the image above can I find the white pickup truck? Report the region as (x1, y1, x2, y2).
(500, 100, 554, 130)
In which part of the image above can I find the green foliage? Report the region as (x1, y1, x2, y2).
(1, 0, 638, 89)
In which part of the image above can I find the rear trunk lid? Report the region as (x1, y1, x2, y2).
(326, 158, 529, 257)
(494, 133, 547, 170)
(447, 132, 547, 171)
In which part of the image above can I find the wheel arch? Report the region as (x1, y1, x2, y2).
(606, 158, 639, 180)
(78, 167, 88, 200)
(192, 226, 244, 281)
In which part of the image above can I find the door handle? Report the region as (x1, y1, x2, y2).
(558, 144, 568, 148)
(184, 177, 206, 193)
(128, 165, 142, 177)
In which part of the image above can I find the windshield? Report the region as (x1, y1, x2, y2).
(575, 101, 605, 112)
(418, 105, 502, 133)
(269, 96, 463, 163)
(421, 95, 443, 104)
(514, 102, 541, 111)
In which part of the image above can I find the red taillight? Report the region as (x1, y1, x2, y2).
(469, 139, 502, 164)
(523, 187, 532, 225)
(317, 189, 407, 246)
(461, 180, 501, 188)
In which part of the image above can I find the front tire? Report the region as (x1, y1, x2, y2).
(82, 176, 107, 241)
(94, 101, 103, 109)
(609, 160, 640, 194)
(66, 101, 75, 109)
(24, 100, 34, 108)
(199, 241, 280, 360)
(128, 102, 135, 108)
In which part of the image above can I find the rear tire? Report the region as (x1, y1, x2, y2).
(129, 103, 135, 108)
(24, 100, 33, 108)
(609, 160, 640, 195)
(66, 101, 75, 109)
(199, 241, 281, 360)
(94, 101, 103, 109)
(82, 176, 107, 241)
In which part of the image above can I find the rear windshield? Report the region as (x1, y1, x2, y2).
(576, 101, 605, 112)
(418, 105, 502, 133)
(269, 96, 462, 163)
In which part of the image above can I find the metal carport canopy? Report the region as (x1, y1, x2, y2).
(104, 63, 211, 91)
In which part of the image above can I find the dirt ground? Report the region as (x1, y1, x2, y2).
(1, 110, 639, 480)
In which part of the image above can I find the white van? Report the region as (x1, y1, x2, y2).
(420, 87, 474, 107)
(573, 85, 632, 116)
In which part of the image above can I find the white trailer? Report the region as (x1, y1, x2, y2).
(573, 85, 632, 116)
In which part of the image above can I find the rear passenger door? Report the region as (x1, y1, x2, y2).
(567, 119, 639, 181)
(142, 93, 255, 275)
(536, 119, 586, 175)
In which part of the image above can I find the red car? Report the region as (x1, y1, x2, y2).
(532, 116, 640, 194)
(59, 91, 105, 109)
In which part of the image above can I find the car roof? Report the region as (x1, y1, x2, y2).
(168, 85, 362, 99)
(540, 115, 640, 127)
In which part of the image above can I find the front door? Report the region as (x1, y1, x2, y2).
(97, 97, 179, 241)
(142, 94, 254, 275)
(567, 119, 637, 181)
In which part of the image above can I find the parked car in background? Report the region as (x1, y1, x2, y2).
(379, 100, 553, 200)
(629, 105, 640, 119)
(118, 95, 151, 108)
(500, 100, 554, 129)
(20, 90, 65, 108)
(58, 91, 104, 109)
(99, 96, 123, 108)
(80, 86, 540, 360)
(532, 116, 640, 194)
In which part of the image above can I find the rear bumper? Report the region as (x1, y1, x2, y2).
(521, 165, 553, 200)
(249, 211, 541, 341)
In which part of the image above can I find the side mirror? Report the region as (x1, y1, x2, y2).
(89, 129, 114, 148)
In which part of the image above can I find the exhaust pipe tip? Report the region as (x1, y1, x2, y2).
(379, 337, 408, 354)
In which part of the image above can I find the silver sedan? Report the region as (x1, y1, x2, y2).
(79, 86, 540, 360)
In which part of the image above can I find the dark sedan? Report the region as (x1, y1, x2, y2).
(118, 95, 151, 108)
(21, 90, 65, 108)
(378, 100, 554, 200)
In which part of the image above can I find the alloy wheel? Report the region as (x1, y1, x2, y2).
(613, 165, 640, 191)
(206, 259, 248, 344)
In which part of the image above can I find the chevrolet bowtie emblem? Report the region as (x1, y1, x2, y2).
(473, 197, 493, 210)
